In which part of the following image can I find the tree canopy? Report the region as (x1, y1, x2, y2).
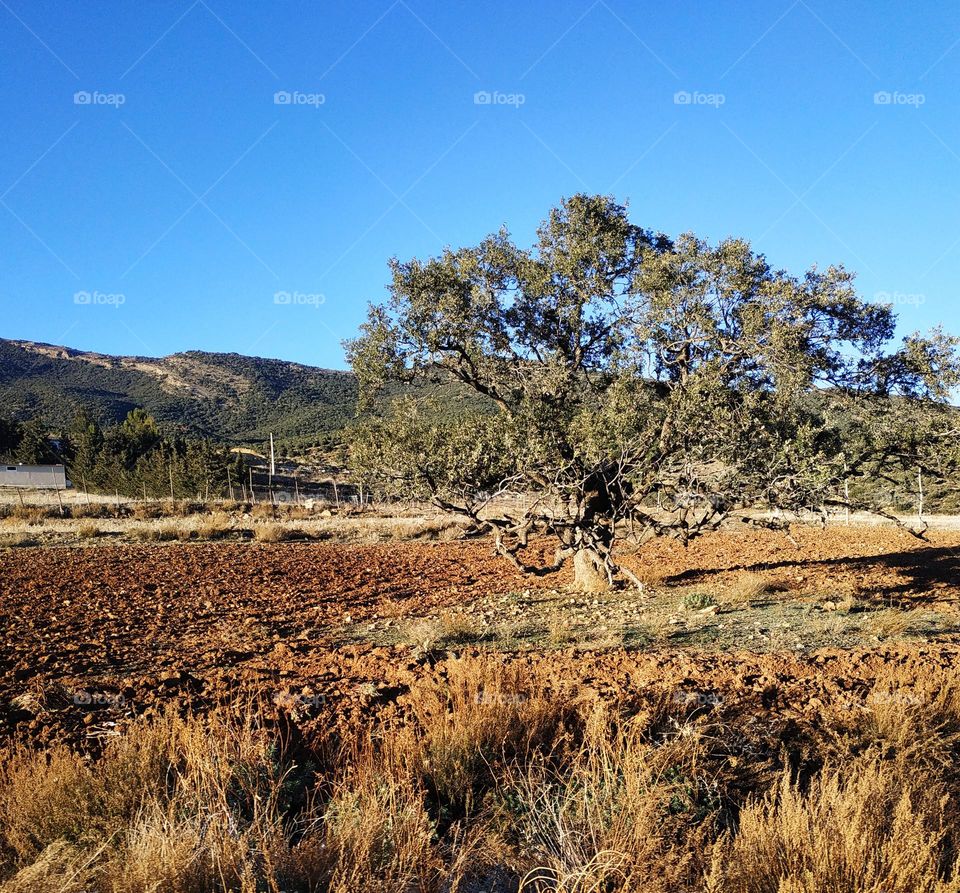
(346, 195, 960, 589)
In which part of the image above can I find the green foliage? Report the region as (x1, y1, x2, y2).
(11, 419, 60, 464)
(347, 397, 512, 504)
(0, 341, 488, 452)
(0, 343, 360, 446)
(346, 194, 960, 582)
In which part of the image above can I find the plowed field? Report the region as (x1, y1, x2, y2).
(3, 525, 959, 748)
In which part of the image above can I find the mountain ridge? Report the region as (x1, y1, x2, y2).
(0, 338, 359, 445)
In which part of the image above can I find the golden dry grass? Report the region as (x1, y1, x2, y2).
(253, 521, 300, 543)
(3, 661, 960, 892)
(723, 572, 793, 606)
(75, 521, 100, 539)
(706, 761, 960, 893)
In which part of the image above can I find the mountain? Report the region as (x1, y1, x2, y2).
(0, 339, 364, 445)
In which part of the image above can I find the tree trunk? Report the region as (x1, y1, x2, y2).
(573, 547, 609, 592)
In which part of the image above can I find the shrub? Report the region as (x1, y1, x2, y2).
(682, 592, 716, 611)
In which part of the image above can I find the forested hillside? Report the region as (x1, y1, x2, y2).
(0, 339, 360, 444)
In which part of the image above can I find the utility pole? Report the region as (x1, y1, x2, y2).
(918, 468, 925, 523)
(269, 434, 275, 506)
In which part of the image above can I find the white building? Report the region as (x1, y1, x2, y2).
(0, 464, 69, 489)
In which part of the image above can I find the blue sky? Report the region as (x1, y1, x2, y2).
(1, 0, 957, 369)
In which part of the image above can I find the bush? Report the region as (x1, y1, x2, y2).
(682, 592, 716, 611)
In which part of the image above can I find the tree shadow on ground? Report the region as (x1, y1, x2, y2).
(662, 545, 960, 603)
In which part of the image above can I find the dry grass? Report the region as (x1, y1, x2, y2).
(130, 501, 163, 521)
(406, 657, 571, 816)
(4, 505, 47, 526)
(316, 742, 443, 891)
(705, 672, 960, 892)
(547, 618, 575, 646)
(253, 522, 303, 543)
(867, 607, 928, 640)
(134, 521, 191, 543)
(0, 707, 320, 892)
(511, 705, 709, 892)
(0, 532, 37, 548)
(706, 761, 960, 893)
(723, 572, 792, 606)
(405, 611, 486, 652)
(4, 661, 960, 891)
(75, 521, 100, 540)
(193, 511, 234, 540)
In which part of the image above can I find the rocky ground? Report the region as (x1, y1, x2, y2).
(2, 524, 959, 750)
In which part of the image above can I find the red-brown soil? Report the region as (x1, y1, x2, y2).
(2, 525, 959, 749)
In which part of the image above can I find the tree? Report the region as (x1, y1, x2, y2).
(346, 195, 960, 590)
(65, 406, 103, 487)
(0, 418, 22, 461)
(13, 419, 59, 465)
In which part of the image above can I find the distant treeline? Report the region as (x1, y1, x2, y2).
(0, 408, 244, 499)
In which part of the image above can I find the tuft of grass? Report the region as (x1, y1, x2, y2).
(406, 611, 486, 652)
(724, 572, 792, 606)
(253, 522, 300, 543)
(405, 657, 571, 817)
(867, 607, 927, 641)
(9, 506, 46, 526)
(317, 741, 441, 891)
(0, 533, 38, 548)
(76, 521, 100, 540)
(194, 512, 233, 540)
(130, 502, 163, 521)
(134, 522, 190, 543)
(0, 707, 321, 891)
(510, 705, 712, 892)
(547, 619, 575, 647)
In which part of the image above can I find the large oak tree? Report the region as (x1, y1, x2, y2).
(346, 195, 959, 589)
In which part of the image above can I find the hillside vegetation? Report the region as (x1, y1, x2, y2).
(0, 339, 358, 444)
(0, 339, 482, 447)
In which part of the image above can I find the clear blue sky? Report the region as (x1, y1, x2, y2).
(1, 0, 957, 369)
